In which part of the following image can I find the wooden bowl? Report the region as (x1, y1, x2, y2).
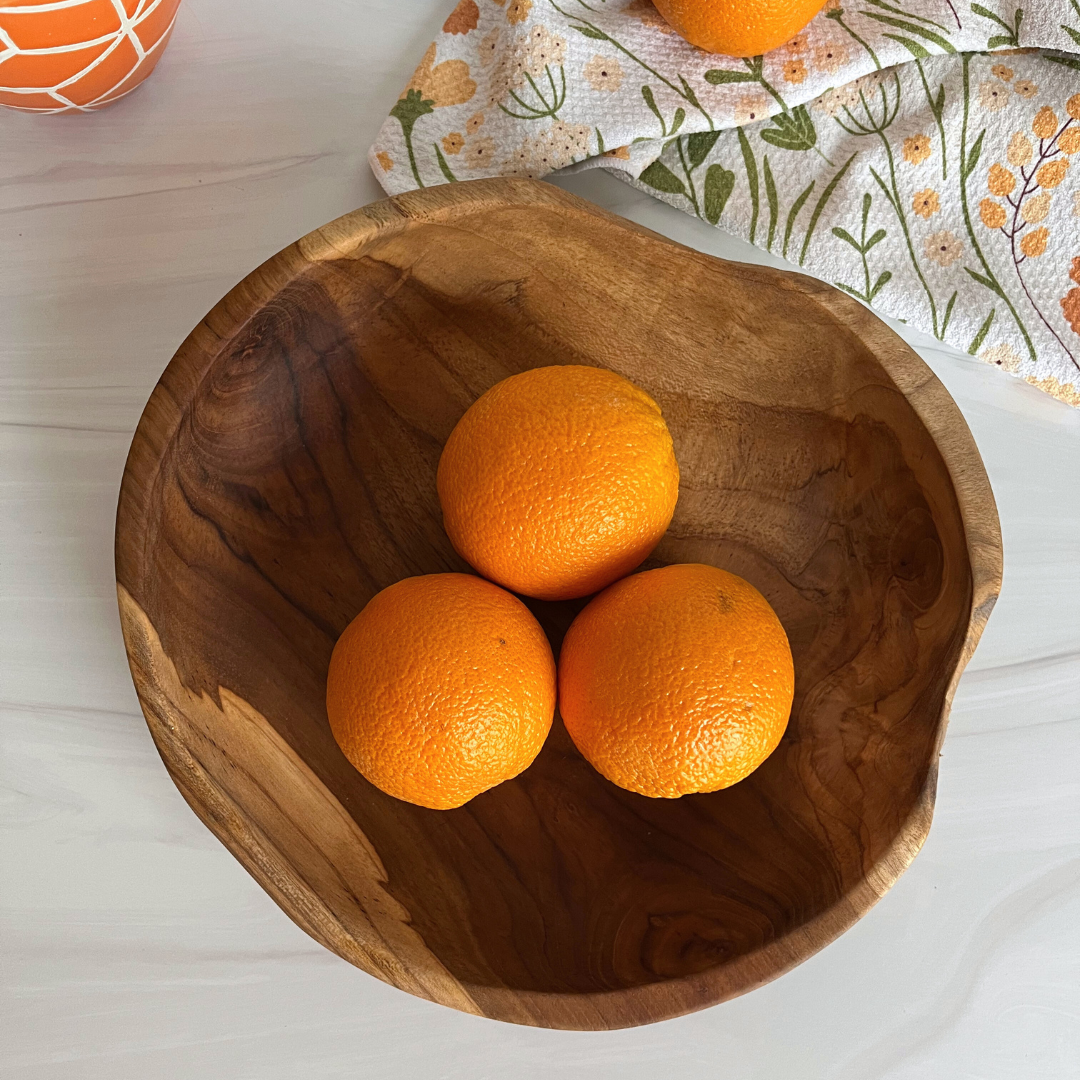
(116, 179, 1002, 1029)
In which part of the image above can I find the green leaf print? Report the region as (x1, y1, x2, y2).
(1062, 0, 1080, 46)
(885, 35, 933, 58)
(861, 10, 957, 52)
(639, 160, 687, 197)
(825, 7, 882, 69)
(570, 25, 608, 40)
(737, 128, 760, 245)
(433, 144, 458, 183)
(703, 165, 736, 225)
(703, 69, 759, 85)
(970, 4, 1023, 48)
(686, 130, 722, 168)
(783, 181, 816, 260)
(763, 155, 779, 251)
(801, 153, 858, 265)
(390, 89, 436, 189)
(968, 310, 996, 355)
(759, 107, 832, 165)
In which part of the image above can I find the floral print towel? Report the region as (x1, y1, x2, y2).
(369, 0, 1080, 407)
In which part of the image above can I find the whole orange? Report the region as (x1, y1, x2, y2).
(326, 574, 556, 810)
(559, 563, 794, 798)
(437, 366, 680, 602)
(652, 0, 829, 57)
(0, 0, 182, 114)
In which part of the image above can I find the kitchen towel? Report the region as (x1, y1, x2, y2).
(369, 0, 1080, 407)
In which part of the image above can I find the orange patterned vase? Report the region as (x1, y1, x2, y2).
(0, 0, 182, 114)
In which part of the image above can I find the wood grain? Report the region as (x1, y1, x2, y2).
(115, 177, 1002, 1029)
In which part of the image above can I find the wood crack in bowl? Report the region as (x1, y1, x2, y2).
(116, 178, 1002, 1030)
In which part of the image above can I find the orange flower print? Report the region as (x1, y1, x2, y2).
(979, 81, 1010, 111)
(408, 44, 477, 107)
(1037, 159, 1069, 189)
(988, 163, 1015, 196)
(1022, 191, 1052, 224)
(461, 136, 497, 170)
(991, 64, 1014, 81)
(506, 0, 532, 24)
(813, 41, 850, 75)
(442, 132, 465, 155)
(924, 230, 963, 267)
(584, 55, 624, 92)
(376, 151, 394, 172)
(1059, 129, 1080, 155)
(466, 111, 485, 134)
(913, 188, 940, 218)
(604, 145, 632, 160)
(1032, 107, 1059, 139)
(775, 59, 802, 84)
(1008, 131, 1033, 166)
(980, 199, 1008, 229)
(734, 93, 770, 124)
(903, 134, 933, 165)
(443, 0, 480, 34)
(982, 342, 1024, 372)
(1062, 258, 1080, 337)
(1019, 227, 1049, 258)
(1013, 79, 1038, 99)
(784, 32, 810, 56)
(1067, 94, 1080, 120)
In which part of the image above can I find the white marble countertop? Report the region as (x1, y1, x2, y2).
(2, 2, 1078, 1076)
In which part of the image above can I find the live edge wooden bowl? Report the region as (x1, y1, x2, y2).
(116, 178, 1002, 1030)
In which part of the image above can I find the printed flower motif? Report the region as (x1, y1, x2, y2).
(442, 132, 465, 155)
(1033, 106, 1059, 139)
(913, 188, 940, 218)
(1074, 191, 1080, 217)
(466, 111, 485, 134)
(376, 151, 394, 171)
(734, 92, 770, 124)
(1019, 227, 1048, 258)
(1007, 131, 1033, 167)
(443, 0, 480, 34)
(478, 28, 501, 66)
(783, 32, 810, 56)
(1058, 129, 1080, 155)
(523, 24, 566, 70)
(979, 80, 1010, 111)
(1013, 79, 1038, 99)
(813, 41, 850, 75)
(991, 64, 1014, 81)
(982, 342, 1024, 372)
(903, 134, 933, 165)
(1023, 191, 1052, 223)
(605, 144, 632, 160)
(1036, 159, 1069, 189)
(980, 198, 1008, 229)
(584, 54, 624, 92)
(505, 121, 590, 176)
(783, 59, 807, 84)
(813, 83, 861, 117)
(1061, 258, 1080, 336)
(1069, 95, 1080, 120)
(506, 0, 532, 24)
(988, 163, 1015, 196)
(623, 0, 677, 33)
(924, 230, 963, 267)
(461, 136, 497, 170)
(407, 44, 477, 107)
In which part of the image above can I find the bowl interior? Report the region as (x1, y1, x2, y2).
(125, 193, 975, 1002)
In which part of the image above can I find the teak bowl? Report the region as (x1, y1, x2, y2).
(116, 178, 1002, 1030)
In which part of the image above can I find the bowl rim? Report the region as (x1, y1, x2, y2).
(114, 177, 1004, 1029)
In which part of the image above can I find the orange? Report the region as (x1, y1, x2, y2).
(559, 563, 794, 798)
(437, 366, 679, 602)
(652, 0, 829, 57)
(0, 0, 181, 115)
(326, 573, 556, 810)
